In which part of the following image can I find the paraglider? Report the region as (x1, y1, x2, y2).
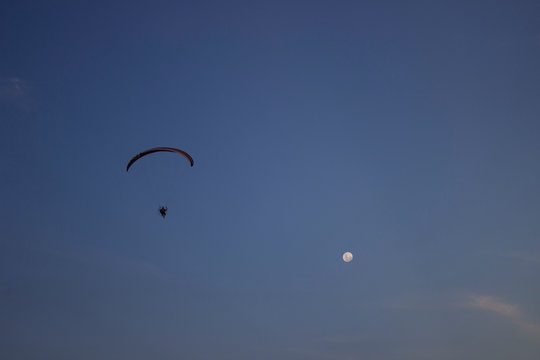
(126, 147, 194, 218)
(158, 206, 168, 218)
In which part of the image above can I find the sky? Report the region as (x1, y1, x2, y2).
(1, 0, 540, 359)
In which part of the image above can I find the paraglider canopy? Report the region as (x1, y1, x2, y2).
(126, 147, 194, 171)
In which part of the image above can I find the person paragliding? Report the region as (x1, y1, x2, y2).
(158, 206, 168, 218)
(126, 147, 194, 218)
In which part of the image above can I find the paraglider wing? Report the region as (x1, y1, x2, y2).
(126, 147, 194, 171)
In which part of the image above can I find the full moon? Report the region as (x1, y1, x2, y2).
(342, 252, 353, 263)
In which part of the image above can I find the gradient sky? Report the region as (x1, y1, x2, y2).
(1, 1, 540, 359)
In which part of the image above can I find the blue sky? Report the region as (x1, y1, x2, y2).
(1, 1, 540, 359)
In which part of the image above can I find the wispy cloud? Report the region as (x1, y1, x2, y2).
(285, 346, 344, 360)
(507, 251, 540, 265)
(468, 295, 540, 340)
(377, 291, 458, 311)
(0, 77, 28, 99)
(320, 334, 366, 344)
(469, 295, 519, 317)
(21, 243, 170, 280)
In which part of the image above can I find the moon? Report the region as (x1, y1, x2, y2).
(342, 252, 353, 263)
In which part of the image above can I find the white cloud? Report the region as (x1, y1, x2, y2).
(470, 295, 519, 317)
(468, 295, 540, 340)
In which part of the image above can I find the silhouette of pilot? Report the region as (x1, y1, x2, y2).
(159, 206, 167, 218)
